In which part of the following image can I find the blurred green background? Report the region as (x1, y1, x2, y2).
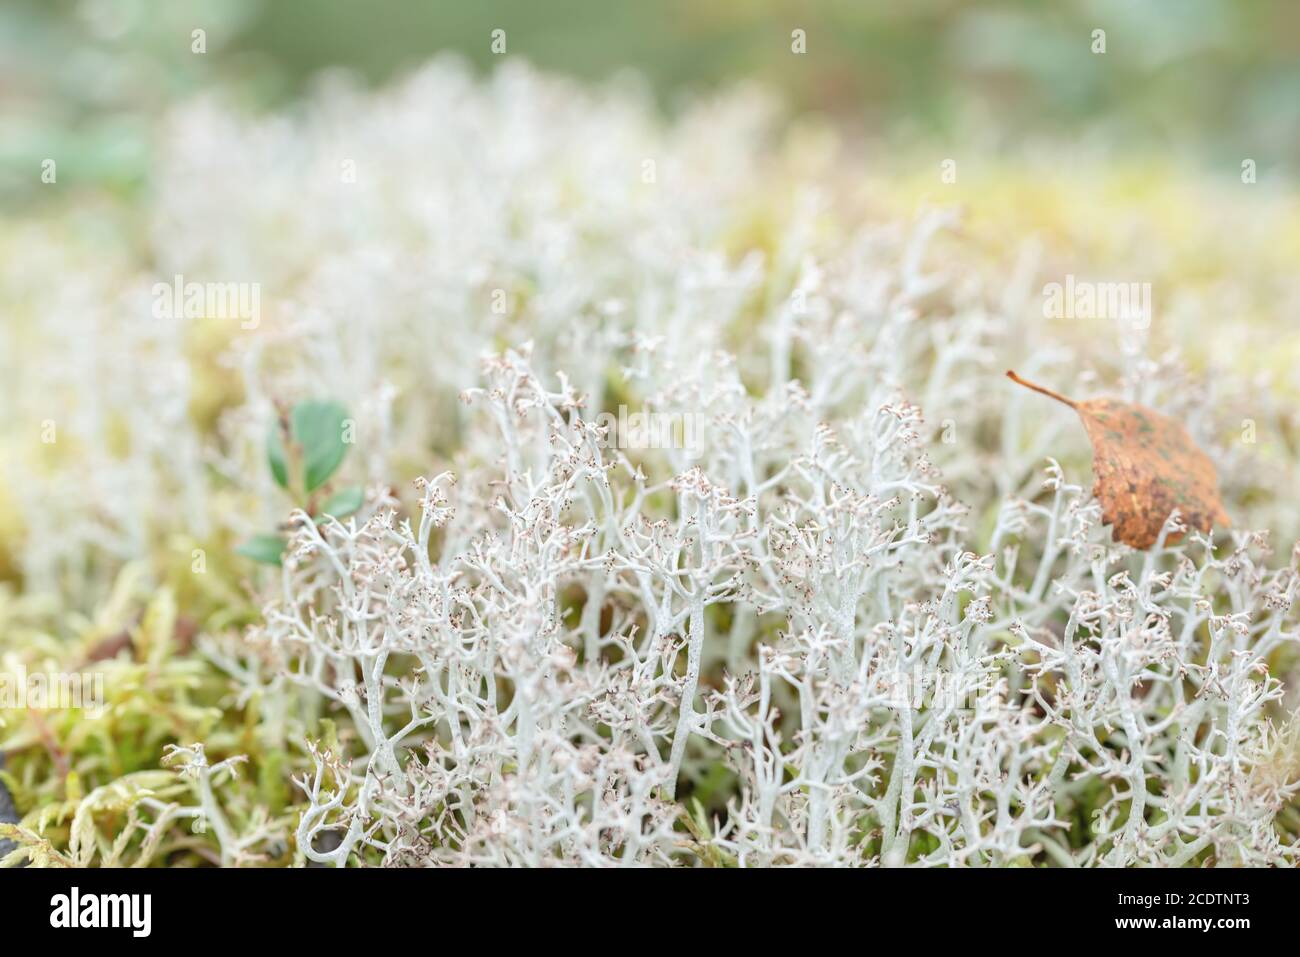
(3, 0, 1298, 208)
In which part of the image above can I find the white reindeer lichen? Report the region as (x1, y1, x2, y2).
(2, 59, 1297, 868)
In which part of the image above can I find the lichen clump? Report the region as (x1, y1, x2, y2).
(2, 61, 1299, 867)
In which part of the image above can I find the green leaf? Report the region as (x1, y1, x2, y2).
(235, 534, 286, 565)
(267, 425, 289, 489)
(292, 401, 351, 492)
(315, 485, 364, 521)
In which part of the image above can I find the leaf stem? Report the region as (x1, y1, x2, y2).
(1005, 370, 1077, 409)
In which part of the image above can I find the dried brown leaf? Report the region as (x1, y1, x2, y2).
(1007, 370, 1230, 549)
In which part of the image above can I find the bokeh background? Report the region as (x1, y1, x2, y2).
(4, 0, 1300, 208)
(5, 0, 1299, 387)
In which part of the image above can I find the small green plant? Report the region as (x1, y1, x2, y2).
(236, 400, 361, 565)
